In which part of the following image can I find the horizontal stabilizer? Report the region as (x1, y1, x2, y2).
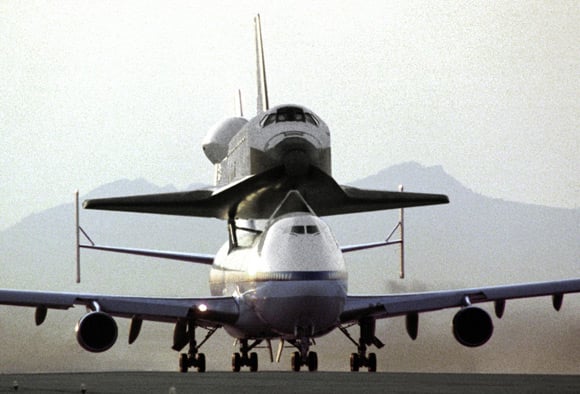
(84, 166, 449, 219)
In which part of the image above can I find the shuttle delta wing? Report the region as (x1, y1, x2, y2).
(83, 166, 289, 219)
(83, 166, 448, 219)
(341, 278, 580, 323)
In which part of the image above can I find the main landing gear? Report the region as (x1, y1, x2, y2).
(180, 352, 206, 373)
(176, 319, 218, 373)
(231, 339, 261, 372)
(339, 318, 384, 372)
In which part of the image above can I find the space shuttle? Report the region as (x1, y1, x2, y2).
(203, 16, 331, 186)
(84, 15, 448, 220)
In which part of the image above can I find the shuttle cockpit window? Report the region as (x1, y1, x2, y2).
(261, 106, 319, 127)
(306, 225, 320, 235)
(290, 225, 320, 235)
(276, 106, 304, 122)
(290, 225, 305, 235)
(304, 113, 319, 126)
(262, 113, 277, 127)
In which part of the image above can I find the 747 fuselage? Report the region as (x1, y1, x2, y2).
(210, 209, 346, 340)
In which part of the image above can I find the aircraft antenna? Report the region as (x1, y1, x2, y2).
(254, 14, 269, 113)
(399, 185, 405, 279)
(235, 89, 244, 117)
(75, 190, 81, 283)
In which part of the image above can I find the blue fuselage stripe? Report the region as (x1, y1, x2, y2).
(210, 269, 347, 284)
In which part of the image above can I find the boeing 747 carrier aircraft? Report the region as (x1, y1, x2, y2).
(1, 16, 578, 373)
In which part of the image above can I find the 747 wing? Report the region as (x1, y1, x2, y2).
(342, 278, 580, 346)
(0, 289, 238, 352)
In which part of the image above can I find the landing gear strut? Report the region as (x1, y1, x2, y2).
(340, 318, 383, 372)
(176, 319, 217, 373)
(288, 337, 318, 372)
(232, 339, 260, 372)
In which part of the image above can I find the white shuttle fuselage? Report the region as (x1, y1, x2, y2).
(203, 104, 332, 186)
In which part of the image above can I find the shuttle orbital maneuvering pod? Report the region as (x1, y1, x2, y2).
(0, 15, 579, 373)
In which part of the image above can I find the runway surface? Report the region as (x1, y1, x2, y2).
(1, 372, 579, 393)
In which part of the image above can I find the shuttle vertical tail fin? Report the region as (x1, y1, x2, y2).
(255, 14, 269, 114)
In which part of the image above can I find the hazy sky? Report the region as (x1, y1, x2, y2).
(1, 0, 579, 230)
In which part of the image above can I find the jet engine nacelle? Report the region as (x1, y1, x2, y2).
(202, 117, 248, 164)
(452, 306, 494, 347)
(75, 311, 118, 353)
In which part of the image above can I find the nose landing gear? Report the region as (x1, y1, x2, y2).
(289, 337, 318, 371)
(291, 350, 318, 371)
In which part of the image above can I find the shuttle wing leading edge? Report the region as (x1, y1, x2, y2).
(83, 166, 449, 219)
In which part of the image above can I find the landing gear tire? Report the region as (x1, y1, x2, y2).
(367, 353, 377, 372)
(291, 351, 301, 372)
(350, 353, 360, 372)
(249, 352, 258, 372)
(307, 351, 318, 372)
(196, 353, 206, 373)
(232, 352, 241, 372)
(179, 352, 206, 373)
(179, 353, 188, 373)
